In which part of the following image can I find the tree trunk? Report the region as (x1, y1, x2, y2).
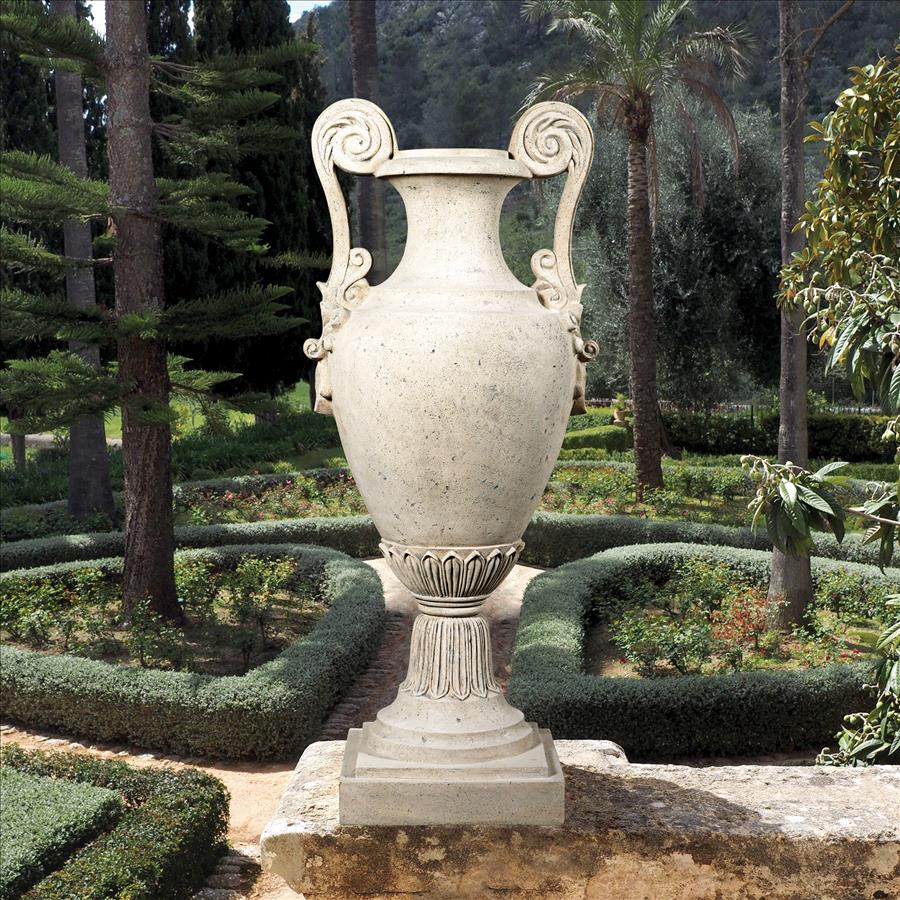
(626, 127, 664, 498)
(51, 0, 116, 524)
(106, 1, 181, 622)
(770, 0, 812, 628)
(348, 0, 387, 283)
(9, 426, 26, 472)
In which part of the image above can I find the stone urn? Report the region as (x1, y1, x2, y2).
(305, 98, 597, 826)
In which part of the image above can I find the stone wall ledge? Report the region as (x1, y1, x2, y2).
(261, 739, 900, 900)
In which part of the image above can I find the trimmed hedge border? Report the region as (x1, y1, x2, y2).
(0, 745, 227, 899)
(0, 768, 122, 899)
(0, 545, 385, 758)
(0, 510, 886, 572)
(508, 542, 896, 759)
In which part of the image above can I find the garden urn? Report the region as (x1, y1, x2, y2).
(304, 98, 598, 825)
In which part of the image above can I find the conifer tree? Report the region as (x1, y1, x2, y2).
(0, 0, 52, 471)
(0, 0, 320, 619)
(51, 0, 115, 522)
(184, 0, 330, 409)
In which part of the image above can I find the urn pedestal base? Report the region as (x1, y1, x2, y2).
(339, 726, 564, 826)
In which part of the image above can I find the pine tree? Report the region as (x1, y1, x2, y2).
(0, 0, 53, 471)
(184, 0, 330, 410)
(0, 0, 320, 619)
(51, 0, 115, 522)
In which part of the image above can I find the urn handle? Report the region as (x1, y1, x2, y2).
(509, 102, 599, 414)
(304, 99, 398, 414)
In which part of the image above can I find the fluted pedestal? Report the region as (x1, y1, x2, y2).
(339, 544, 564, 826)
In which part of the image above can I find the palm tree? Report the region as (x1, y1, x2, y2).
(523, 0, 749, 497)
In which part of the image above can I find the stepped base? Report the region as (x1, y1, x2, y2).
(339, 725, 564, 825)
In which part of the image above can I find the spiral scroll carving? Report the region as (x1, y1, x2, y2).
(305, 100, 398, 413)
(510, 102, 598, 414)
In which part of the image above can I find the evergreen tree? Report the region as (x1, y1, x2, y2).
(0, 0, 319, 619)
(186, 0, 330, 407)
(0, 0, 53, 471)
(51, 0, 115, 522)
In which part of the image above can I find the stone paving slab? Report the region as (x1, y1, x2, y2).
(261, 739, 900, 900)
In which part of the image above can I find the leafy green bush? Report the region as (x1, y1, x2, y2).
(562, 424, 632, 453)
(0, 746, 227, 900)
(0, 769, 122, 899)
(1, 509, 887, 574)
(565, 409, 614, 431)
(0, 411, 340, 510)
(661, 410, 895, 462)
(0, 545, 385, 758)
(508, 543, 894, 758)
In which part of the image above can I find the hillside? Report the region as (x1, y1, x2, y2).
(297, 0, 899, 150)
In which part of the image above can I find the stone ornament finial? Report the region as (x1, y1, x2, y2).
(510, 102, 599, 413)
(304, 99, 398, 414)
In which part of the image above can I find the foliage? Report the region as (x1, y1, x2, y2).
(562, 425, 633, 453)
(612, 607, 712, 676)
(0, 768, 121, 899)
(661, 409, 897, 462)
(0, 745, 227, 900)
(818, 596, 900, 766)
(742, 456, 847, 557)
(2, 501, 889, 575)
(0, 3, 321, 433)
(783, 54, 899, 429)
(508, 542, 894, 758)
(0, 546, 385, 758)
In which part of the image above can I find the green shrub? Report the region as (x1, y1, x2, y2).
(661, 410, 894, 462)
(562, 424, 632, 453)
(508, 543, 895, 758)
(1, 510, 887, 574)
(0, 746, 227, 900)
(0, 412, 340, 510)
(565, 409, 614, 431)
(0, 546, 385, 758)
(0, 769, 122, 899)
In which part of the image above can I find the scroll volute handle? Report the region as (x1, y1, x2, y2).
(304, 99, 398, 414)
(509, 102, 599, 414)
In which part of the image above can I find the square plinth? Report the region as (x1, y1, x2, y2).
(260, 740, 900, 900)
(339, 725, 564, 825)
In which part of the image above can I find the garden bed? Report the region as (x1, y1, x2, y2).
(0, 545, 385, 758)
(1, 547, 335, 676)
(508, 542, 897, 759)
(0, 746, 227, 899)
(1, 508, 886, 574)
(1, 457, 880, 542)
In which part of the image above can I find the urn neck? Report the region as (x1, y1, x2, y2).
(381, 164, 529, 293)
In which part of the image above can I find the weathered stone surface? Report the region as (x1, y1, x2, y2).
(261, 740, 900, 900)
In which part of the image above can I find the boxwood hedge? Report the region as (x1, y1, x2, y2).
(0, 510, 884, 573)
(0, 769, 122, 899)
(0, 545, 385, 758)
(508, 542, 896, 759)
(0, 745, 228, 899)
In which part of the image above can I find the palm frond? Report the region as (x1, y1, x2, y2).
(681, 76, 741, 174)
(672, 24, 753, 81)
(670, 90, 706, 209)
